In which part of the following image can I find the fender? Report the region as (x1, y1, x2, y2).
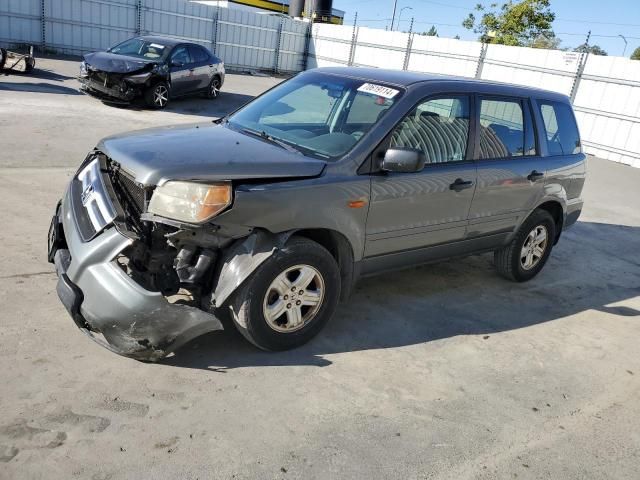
(211, 229, 293, 307)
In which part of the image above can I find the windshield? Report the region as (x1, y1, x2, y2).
(109, 38, 169, 60)
(227, 72, 402, 160)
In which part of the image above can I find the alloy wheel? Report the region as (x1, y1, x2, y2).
(262, 264, 325, 333)
(153, 85, 168, 107)
(210, 78, 220, 98)
(520, 225, 548, 270)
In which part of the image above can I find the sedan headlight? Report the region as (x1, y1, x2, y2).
(148, 181, 232, 223)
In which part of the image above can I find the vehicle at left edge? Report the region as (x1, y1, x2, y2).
(78, 36, 225, 109)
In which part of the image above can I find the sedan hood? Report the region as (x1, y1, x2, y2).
(97, 124, 326, 186)
(83, 51, 157, 74)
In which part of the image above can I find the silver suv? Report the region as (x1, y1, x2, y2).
(48, 67, 586, 360)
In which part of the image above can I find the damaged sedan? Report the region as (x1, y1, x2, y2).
(79, 36, 224, 108)
(49, 67, 585, 361)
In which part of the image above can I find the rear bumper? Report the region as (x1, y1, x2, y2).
(49, 189, 223, 361)
(564, 198, 583, 229)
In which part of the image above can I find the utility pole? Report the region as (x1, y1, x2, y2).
(390, 0, 398, 31)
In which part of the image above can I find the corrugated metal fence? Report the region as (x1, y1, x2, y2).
(0, 0, 309, 73)
(1, 2, 639, 167)
(308, 23, 640, 168)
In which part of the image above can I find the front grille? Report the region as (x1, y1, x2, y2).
(71, 157, 117, 242)
(113, 168, 146, 214)
(105, 158, 149, 234)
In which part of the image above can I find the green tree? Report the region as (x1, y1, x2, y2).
(420, 25, 439, 37)
(462, 0, 555, 46)
(530, 33, 561, 50)
(630, 47, 640, 60)
(574, 43, 608, 56)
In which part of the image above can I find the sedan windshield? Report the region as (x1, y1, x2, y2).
(109, 38, 168, 60)
(227, 72, 402, 160)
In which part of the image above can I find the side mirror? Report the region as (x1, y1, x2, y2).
(381, 147, 426, 173)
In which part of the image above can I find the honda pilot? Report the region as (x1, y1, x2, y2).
(48, 67, 586, 360)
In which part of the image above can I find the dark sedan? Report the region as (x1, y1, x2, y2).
(78, 36, 225, 108)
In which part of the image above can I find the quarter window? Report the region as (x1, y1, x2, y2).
(538, 101, 581, 155)
(479, 99, 525, 159)
(390, 97, 470, 164)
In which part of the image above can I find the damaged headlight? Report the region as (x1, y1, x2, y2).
(79, 61, 88, 77)
(148, 181, 232, 223)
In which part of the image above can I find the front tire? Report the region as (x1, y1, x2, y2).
(144, 81, 170, 109)
(494, 209, 556, 282)
(227, 237, 340, 351)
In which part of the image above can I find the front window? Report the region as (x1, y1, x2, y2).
(390, 96, 470, 164)
(227, 73, 402, 160)
(109, 38, 169, 60)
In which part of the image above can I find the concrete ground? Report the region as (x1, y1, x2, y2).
(1, 58, 639, 480)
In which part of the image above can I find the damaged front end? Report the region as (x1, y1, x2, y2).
(79, 59, 164, 103)
(49, 152, 283, 361)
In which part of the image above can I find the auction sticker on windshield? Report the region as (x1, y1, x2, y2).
(357, 83, 399, 99)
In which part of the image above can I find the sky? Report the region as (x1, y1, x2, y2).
(332, 0, 640, 56)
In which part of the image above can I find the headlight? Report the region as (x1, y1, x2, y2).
(148, 181, 232, 223)
(79, 61, 88, 76)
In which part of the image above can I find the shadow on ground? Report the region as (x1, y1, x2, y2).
(104, 92, 255, 118)
(161, 221, 640, 371)
(0, 81, 82, 95)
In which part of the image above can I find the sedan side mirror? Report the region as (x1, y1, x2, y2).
(381, 147, 426, 173)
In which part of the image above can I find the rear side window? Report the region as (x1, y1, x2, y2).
(390, 96, 470, 164)
(479, 98, 524, 159)
(538, 101, 581, 155)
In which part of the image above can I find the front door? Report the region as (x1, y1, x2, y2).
(169, 45, 196, 96)
(365, 95, 477, 257)
(468, 96, 546, 239)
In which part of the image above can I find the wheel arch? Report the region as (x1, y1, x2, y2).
(534, 200, 565, 244)
(291, 228, 356, 302)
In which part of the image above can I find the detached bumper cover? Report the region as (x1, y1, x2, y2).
(51, 190, 223, 361)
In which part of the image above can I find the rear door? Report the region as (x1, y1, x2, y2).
(187, 45, 212, 91)
(534, 99, 586, 204)
(467, 96, 545, 240)
(169, 45, 195, 96)
(365, 95, 477, 257)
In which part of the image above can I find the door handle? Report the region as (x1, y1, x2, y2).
(527, 170, 545, 181)
(449, 178, 474, 192)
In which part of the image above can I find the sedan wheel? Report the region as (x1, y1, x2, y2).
(208, 77, 221, 99)
(262, 264, 325, 333)
(153, 84, 169, 107)
(145, 82, 170, 109)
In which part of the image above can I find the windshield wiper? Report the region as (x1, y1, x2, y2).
(240, 128, 302, 155)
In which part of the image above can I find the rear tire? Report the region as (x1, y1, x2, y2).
(494, 209, 556, 282)
(206, 76, 221, 99)
(144, 81, 170, 109)
(227, 237, 340, 351)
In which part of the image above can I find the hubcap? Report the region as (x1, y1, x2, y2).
(262, 264, 325, 333)
(210, 80, 220, 97)
(520, 225, 548, 270)
(154, 85, 168, 107)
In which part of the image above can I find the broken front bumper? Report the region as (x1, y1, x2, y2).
(48, 190, 223, 361)
(78, 76, 137, 103)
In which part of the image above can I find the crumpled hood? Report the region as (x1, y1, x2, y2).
(97, 123, 326, 186)
(83, 51, 157, 74)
